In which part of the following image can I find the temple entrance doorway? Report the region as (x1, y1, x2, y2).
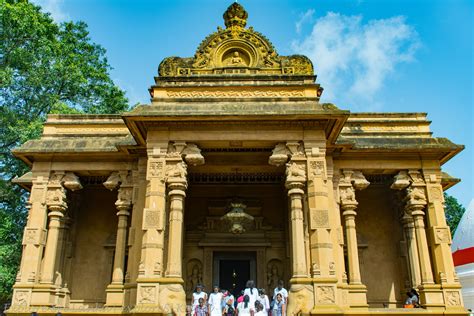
(213, 251, 256, 297)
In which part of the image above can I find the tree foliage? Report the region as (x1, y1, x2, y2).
(0, 0, 129, 305)
(444, 193, 466, 235)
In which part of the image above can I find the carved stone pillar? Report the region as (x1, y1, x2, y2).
(422, 169, 465, 311)
(11, 172, 49, 310)
(338, 170, 369, 285)
(15, 175, 49, 286)
(105, 171, 133, 306)
(275, 142, 308, 279)
(392, 172, 423, 289)
(135, 143, 168, 312)
(165, 164, 187, 277)
(287, 177, 307, 278)
(160, 142, 203, 315)
(402, 176, 434, 285)
(270, 142, 314, 315)
(136, 141, 203, 314)
(305, 146, 334, 279)
(41, 172, 82, 286)
(401, 213, 422, 287)
(422, 169, 459, 284)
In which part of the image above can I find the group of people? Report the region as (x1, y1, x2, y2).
(190, 280, 288, 316)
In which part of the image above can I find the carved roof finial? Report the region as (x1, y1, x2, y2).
(223, 2, 248, 29)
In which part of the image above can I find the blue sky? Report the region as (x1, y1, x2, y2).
(33, 0, 473, 207)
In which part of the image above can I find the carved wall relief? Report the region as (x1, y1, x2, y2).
(186, 259, 203, 295)
(446, 291, 461, 306)
(138, 286, 157, 304)
(316, 286, 335, 304)
(266, 259, 283, 292)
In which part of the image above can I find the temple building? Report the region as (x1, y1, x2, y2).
(8, 3, 469, 316)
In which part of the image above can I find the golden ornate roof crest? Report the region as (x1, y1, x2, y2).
(158, 2, 314, 77)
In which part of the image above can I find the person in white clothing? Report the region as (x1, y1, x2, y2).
(237, 295, 253, 316)
(208, 285, 223, 316)
(243, 280, 259, 312)
(273, 280, 288, 304)
(257, 289, 270, 315)
(192, 285, 207, 314)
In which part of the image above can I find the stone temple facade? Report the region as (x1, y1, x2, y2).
(8, 3, 469, 316)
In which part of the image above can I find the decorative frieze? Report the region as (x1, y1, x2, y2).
(165, 89, 306, 98)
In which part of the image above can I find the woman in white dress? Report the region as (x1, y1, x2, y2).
(208, 285, 223, 316)
(192, 285, 207, 314)
(237, 295, 253, 316)
(243, 280, 259, 312)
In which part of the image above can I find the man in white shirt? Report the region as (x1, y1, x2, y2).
(273, 280, 288, 304)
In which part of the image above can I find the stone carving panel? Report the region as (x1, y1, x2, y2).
(316, 286, 335, 304)
(186, 259, 203, 295)
(22, 228, 46, 246)
(266, 259, 283, 292)
(309, 160, 325, 177)
(430, 187, 443, 201)
(285, 162, 306, 182)
(339, 187, 356, 205)
(446, 291, 461, 306)
(149, 161, 165, 178)
(143, 208, 163, 230)
(13, 290, 30, 306)
(165, 162, 188, 182)
(138, 285, 157, 304)
(310, 208, 329, 229)
(434, 227, 451, 244)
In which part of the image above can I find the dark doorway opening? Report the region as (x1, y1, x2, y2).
(213, 251, 256, 298)
(220, 259, 250, 297)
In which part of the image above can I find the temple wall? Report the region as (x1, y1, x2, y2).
(69, 186, 118, 306)
(356, 184, 405, 307)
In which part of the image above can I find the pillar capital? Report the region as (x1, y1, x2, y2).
(268, 141, 305, 166)
(167, 141, 205, 166)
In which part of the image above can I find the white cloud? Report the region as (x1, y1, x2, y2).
(295, 9, 315, 34)
(292, 11, 420, 110)
(32, 0, 69, 22)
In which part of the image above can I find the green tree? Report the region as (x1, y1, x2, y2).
(0, 0, 129, 305)
(444, 193, 466, 235)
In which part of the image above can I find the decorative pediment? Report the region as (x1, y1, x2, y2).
(158, 3, 313, 77)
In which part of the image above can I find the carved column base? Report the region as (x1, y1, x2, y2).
(105, 284, 125, 307)
(418, 284, 445, 310)
(343, 283, 368, 309)
(11, 283, 69, 308)
(134, 278, 186, 314)
(442, 285, 468, 314)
